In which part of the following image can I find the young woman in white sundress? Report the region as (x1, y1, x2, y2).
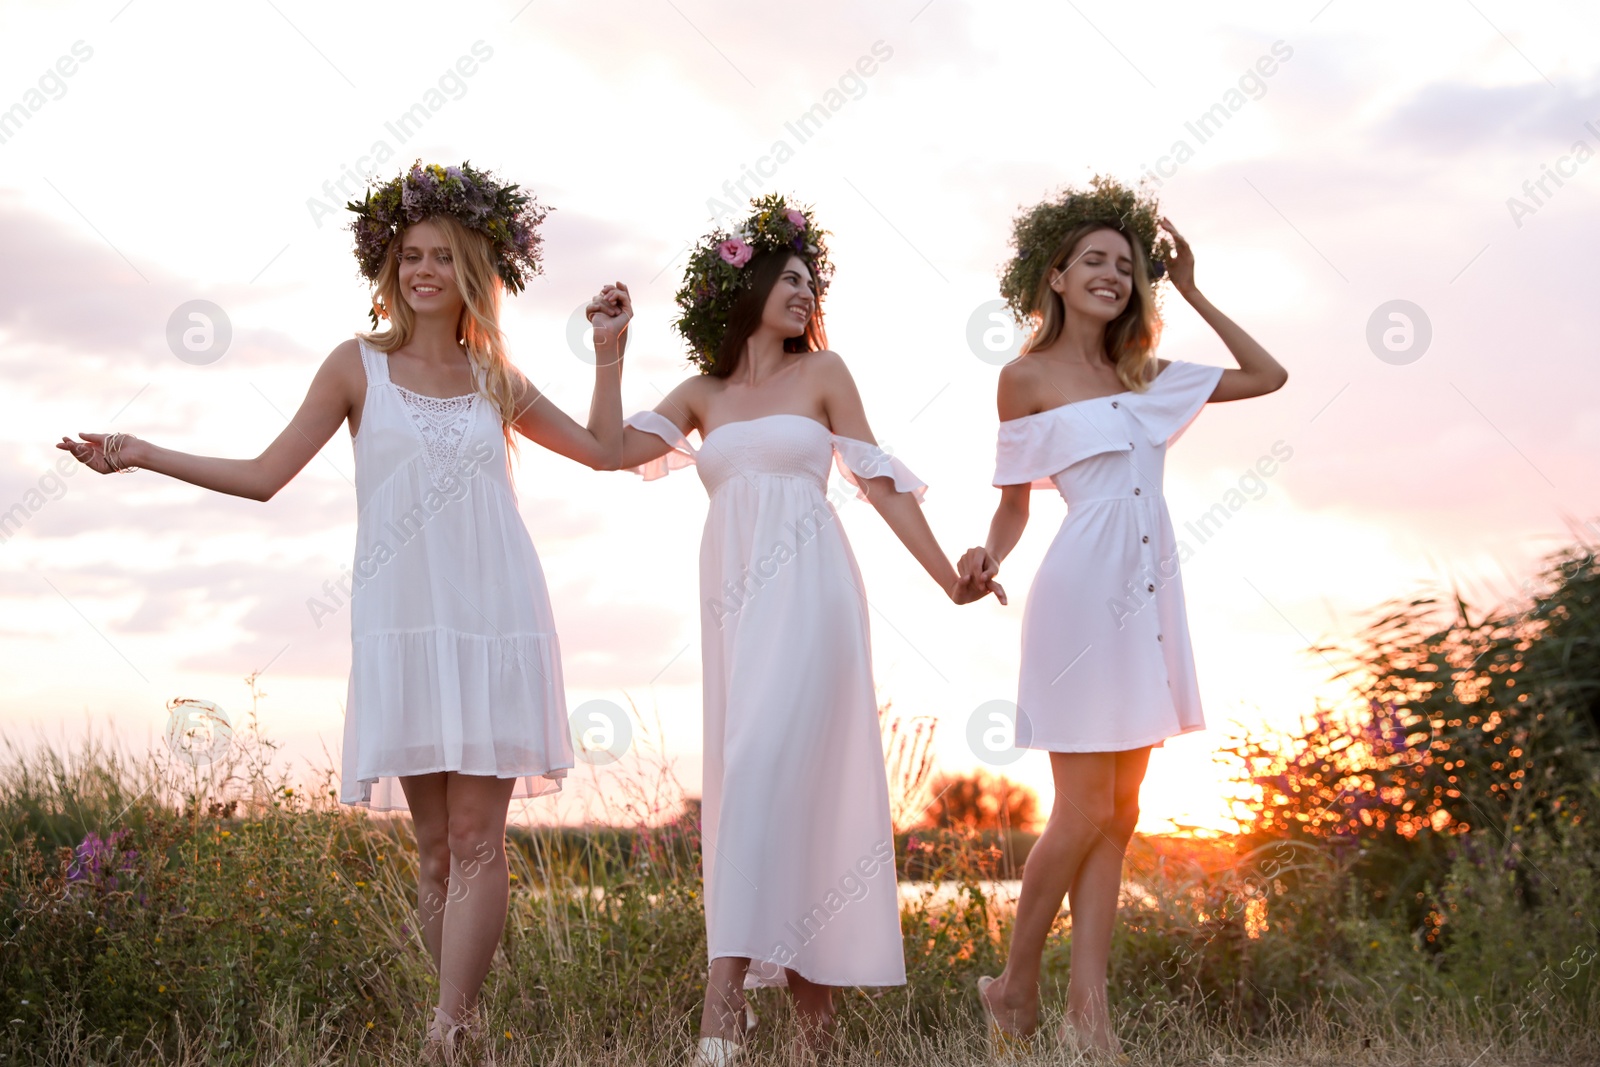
(58, 162, 632, 1061)
(617, 198, 1000, 1065)
(962, 182, 1287, 1054)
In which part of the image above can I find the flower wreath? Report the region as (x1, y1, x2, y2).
(998, 175, 1170, 324)
(347, 160, 549, 326)
(673, 193, 833, 372)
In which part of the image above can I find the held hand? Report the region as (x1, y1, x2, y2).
(949, 570, 1007, 606)
(1159, 216, 1197, 296)
(957, 545, 999, 586)
(56, 432, 139, 475)
(586, 282, 632, 365)
(950, 547, 1007, 606)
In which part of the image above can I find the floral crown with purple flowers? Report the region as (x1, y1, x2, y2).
(999, 175, 1170, 324)
(673, 193, 833, 373)
(347, 160, 549, 326)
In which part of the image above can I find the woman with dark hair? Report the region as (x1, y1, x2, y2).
(617, 196, 1000, 1064)
(965, 178, 1287, 1054)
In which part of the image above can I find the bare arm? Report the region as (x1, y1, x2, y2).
(820, 352, 996, 605)
(57, 339, 363, 501)
(1163, 215, 1288, 402)
(508, 283, 630, 470)
(983, 485, 1031, 565)
(957, 361, 1041, 601)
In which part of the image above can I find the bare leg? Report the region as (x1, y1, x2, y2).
(786, 969, 837, 1057)
(981, 751, 1117, 1036)
(699, 955, 752, 1041)
(400, 773, 451, 972)
(1060, 747, 1150, 1053)
(435, 772, 517, 1021)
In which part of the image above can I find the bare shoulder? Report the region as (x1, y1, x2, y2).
(805, 348, 856, 389)
(1144, 356, 1173, 384)
(798, 347, 850, 379)
(657, 372, 712, 432)
(997, 357, 1043, 420)
(326, 336, 363, 367)
(320, 338, 367, 390)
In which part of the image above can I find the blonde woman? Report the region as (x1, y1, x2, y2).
(965, 179, 1286, 1054)
(58, 162, 630, 1060)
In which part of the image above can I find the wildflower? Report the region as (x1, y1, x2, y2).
(220, 831, 231, 838)
(367, 1021, 375, 1030)
(158, 985, 166, 993)
(504, 1030, 513, 1040)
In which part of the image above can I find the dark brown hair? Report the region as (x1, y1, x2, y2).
(706, 250, 829, 378)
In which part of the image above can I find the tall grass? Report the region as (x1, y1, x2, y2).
(1, 717, 1594, 1065)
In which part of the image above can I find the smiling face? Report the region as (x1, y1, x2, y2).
(1049, 227, 1134, 325)
(758, 255, 817, 338)
(396, 218, 464, 318)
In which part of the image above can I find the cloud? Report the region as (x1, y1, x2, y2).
(1375, 80, 1600, 155)
(0, 197, 319, 374)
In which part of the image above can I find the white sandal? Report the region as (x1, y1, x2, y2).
(424, 1006, 473, 1065)
(687, 1004, 759, 1065)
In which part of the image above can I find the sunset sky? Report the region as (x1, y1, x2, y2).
(2, 0, 1597, 833)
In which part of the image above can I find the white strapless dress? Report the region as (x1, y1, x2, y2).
(626, 410, 919, 988)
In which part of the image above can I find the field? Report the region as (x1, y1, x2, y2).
(2, 540, 1596, 1066)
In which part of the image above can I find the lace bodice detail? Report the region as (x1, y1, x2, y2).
(393, 383, 477, 485)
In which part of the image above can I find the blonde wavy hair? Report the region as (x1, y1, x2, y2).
(1022, 221, 1164, 392)
(360, 214, 523, 451)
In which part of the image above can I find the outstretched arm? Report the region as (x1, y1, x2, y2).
(508, 283, 630, 469)
(820, 351, 1001, 605)
(57, 339, 364, 501)
(1162, 216, 1288, 402)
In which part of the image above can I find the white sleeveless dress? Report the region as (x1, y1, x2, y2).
(992, 360, 1223, 752)
(338, 337, 573, 811)
(625, 411, 918, 989)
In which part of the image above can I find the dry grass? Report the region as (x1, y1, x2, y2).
(10, 990, 1598, 1067)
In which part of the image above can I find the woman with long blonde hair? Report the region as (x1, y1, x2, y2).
(58, 162, 630, 1061)
(966, 178, 1287, 1054)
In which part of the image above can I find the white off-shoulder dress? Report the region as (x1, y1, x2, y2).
(626, 410, 918, 989)
(338, 338, 573, 811)
(992, 360, 1224, 752)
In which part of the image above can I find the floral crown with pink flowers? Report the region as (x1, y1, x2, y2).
(347, 160, 549, 327)
(672, 193, 833, 372)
